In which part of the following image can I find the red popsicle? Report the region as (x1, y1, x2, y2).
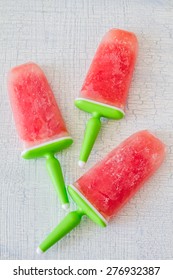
(38, 130, 165, 253)
(8, 63, 68, 148)
(8, 62, 73, 209)
(75, 29, 138, 166)
(80, 29, 138, 109)
(75, 130, 165, 220)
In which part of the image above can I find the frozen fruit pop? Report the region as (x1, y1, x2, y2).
(75, 29, 138, 167)
(37, 130, 165, 253)
(8, 62, 73, 209)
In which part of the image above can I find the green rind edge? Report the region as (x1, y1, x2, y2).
(22, 138, 73, 159)
(75, 99, 124, 119)
(68, 185, 107, 228)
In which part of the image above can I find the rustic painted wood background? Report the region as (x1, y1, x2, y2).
(0, 0, 173, 260)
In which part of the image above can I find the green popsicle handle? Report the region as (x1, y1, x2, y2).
(46, 153, 69, 209)
(22, 137, 73, 209)
(75, 98, 124, 166)
(37, 210, 83, 253)
(37, 185, 107, 254)
(79, 114, 101, 166)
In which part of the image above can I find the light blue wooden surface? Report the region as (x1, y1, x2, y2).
(0, 0, 173, 259)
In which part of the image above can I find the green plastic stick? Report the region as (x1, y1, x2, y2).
(22, 137, 73, 209)
(37, 185, 107, 253)
(45, 153, 69, 209)
(37, 210, 83, 253)
(79, 114, 101, 167)
(75, 98, 124, 167)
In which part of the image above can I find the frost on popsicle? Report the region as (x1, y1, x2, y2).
(37, 130, 165, 253)
(80, 29, 138, 109)
(76, 29, 138, 166)
(75, 131, 165, 219)
(8, 63, 68, 148)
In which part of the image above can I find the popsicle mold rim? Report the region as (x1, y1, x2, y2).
(68, 184, 108, 226)
(21, 136, 73, 159)
(75, 97, 125, 119)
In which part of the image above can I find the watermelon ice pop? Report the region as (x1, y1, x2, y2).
(75, 29, 138, 167)
(37, 130, 165, 253)
(8, 62, 73, 209)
